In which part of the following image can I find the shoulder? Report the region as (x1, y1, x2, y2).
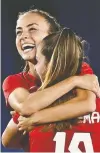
(3, 73, 22, 82)
(2, 72, 39, 101)
(2, 72, 26, 89)
(80, 62, 94, 75)
(2, 72, 29, 101)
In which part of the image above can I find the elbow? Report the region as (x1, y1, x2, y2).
(2, 133, 21, 149)
(2, 133, 10, 148)
(2, 138, 7, 148)
(88, 100, 96, 112)
(86, 97, 96, 113)
(79, 91, 96, 113)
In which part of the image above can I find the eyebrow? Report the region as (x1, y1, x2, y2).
(16, 23, 38, 30)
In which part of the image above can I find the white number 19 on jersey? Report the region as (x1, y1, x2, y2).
(53, 132, 94, 153)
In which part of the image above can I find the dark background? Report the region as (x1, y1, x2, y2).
(1, 0, 100, 152)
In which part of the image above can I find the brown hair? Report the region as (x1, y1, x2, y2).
(39, 28, 84, 132)
(17, 9, 61, 72)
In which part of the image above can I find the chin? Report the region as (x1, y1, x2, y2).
(22, 55, 35, 61)
(22, 51, 36, 61)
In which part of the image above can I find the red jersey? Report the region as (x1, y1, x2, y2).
(2, 63, 100, 152)
(2, 72, 40, 122)
(29, 98, 100, 152)
(2, 72, 40, 105)
(29, 63, 100, 152)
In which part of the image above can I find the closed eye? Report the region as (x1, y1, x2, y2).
(16, 31, 22, 36)
(29, 27, 37, 31)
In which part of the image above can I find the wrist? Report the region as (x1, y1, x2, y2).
(75, 75, 85, 88)
(72, 76, 80, 87)
(31, 112, 41, 125)
(70, 76, 79, 88)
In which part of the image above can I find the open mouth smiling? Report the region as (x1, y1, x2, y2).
(22, 44, 36, 52)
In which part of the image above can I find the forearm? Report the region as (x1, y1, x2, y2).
(20, 76, 76, 115)
(9, 74, 99, 116)
(2, 119, 29, 150)
(2, 130, 22, 149)
(30, 91, 96, 124)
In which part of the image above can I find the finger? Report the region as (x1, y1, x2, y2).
(23, 130, 27, 135)
(97, 87, 100, 98)
(18, 118, 21, 122)
(10, 111, 16, 115)
(93, 84, 100, 98)
(94, 80, 99, 91)
(17, 125, 20, 128)
(17, 124, 22, 128)
(18, 127, 23, 131)
(95, 75, 98, 81)
(18, 116, 25, 121)
(95, 77, 99, 87)
(18, 118, 23, 122)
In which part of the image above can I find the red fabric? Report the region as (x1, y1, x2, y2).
(2, 63, 100, 152)
(80, 62, 93, 75)
(29, 62, 100, 152)
(2, 72, 39, 103)
(13, 112, 20, 124)
(2, 72, 39, 124)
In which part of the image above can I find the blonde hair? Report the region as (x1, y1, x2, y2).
(38, 28, 84, 131)
(40, 28, 83, 89)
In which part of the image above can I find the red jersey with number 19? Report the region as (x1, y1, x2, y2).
(29, 63, 100, 152)
(2, 63, 100, 152)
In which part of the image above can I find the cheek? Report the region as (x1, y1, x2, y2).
(32, 33, 48, 46)
(16, 38, 20, 50)
(31, 33, 40, 45)
(16, 37, 22, 55)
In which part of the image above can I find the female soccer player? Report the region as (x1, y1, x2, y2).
(2, 9, 100, 152)
(17, 28, 100, 152)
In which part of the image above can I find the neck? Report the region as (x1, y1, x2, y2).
(28, 62, 38, 78)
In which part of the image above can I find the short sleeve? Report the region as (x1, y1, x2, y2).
(13, 112, 20, 124)
(80, 62, 93, 75)
(2, 74, 28, 103)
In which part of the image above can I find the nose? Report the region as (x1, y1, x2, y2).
(21, 31, 30, 40)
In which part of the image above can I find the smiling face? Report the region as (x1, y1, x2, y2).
(16, 12, 49, 62)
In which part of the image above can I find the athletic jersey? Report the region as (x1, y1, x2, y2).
(2, 72, 40, 105)
(29, 63, 100, 152)
(29, 98, 100, 152)
(2, 63, 100, 152)
(2, 72, 40, 122)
